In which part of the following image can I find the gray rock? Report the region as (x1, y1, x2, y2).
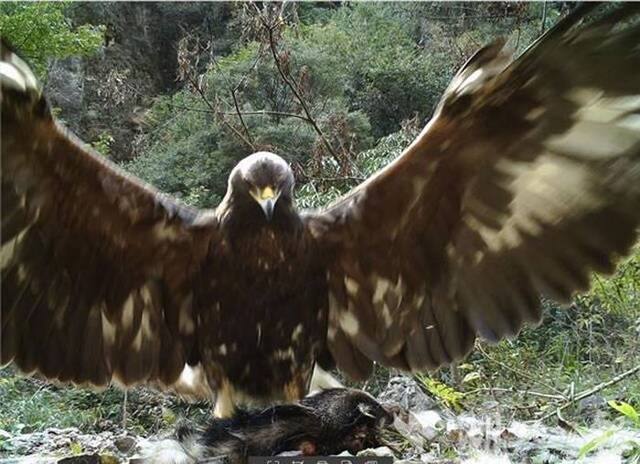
(113, 436, 136, 454)
(45, 57, 86, 134)
(578, 394, 606, 412)
(378, 375, 436, 412)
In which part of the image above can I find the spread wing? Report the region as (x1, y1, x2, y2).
(305, 4, 640, 380)
(1, 42, 219, 390)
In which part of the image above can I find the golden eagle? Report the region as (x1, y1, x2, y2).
(2, 4, 640, 417)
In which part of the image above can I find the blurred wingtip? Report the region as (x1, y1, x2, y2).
(0, 38, 40, 96)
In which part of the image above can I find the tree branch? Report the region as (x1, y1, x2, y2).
(230, 87, 254, 145)
(304, 175, 366, 183)
(540, 1, 548, 34)
(537, 364, 640, 423)
(255, 4, 345, 169)
(464, 387, 566, 401)
(225, 110, 311, 122)
(210, 43, 267, 146)
(184, 72, 256, 152)
(159, 103, 312, 124)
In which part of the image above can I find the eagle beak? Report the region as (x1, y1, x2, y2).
(252, 186, 279, 221)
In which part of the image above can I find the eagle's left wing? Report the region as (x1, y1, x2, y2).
(305, 4, 640, 381)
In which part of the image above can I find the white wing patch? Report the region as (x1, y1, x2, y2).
(271, 347, 296, 361)
(339, 311, 359, 336)
(344, 276, 360, 296)
(461, 87, 640, 259)
(0, 226, 31, 271)
(179, 294, 195, 335)
(371, 274, 404, 328)
(101, 310, 117, 348)
(101, 283, 161, 366)
(329, 273, 411, 343)
(372, 278, 390, 304)
(132, 324, 144, 351)
(121, 295, 135, 328)
(292, 323, 304, 342)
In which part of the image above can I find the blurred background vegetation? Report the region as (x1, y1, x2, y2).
(0, 0, 638, 446)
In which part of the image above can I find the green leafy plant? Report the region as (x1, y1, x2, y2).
(0, 2, 104, 77)
(609, 401, 640, 428)
(69, 441, 84, 455)
(91, 132, 115, 158)
(578, 429, 616, 459)
(415, 374, 465, 412)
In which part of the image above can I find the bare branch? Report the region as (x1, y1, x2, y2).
(210, 43, 267, 145)
(232, 43, 266, 93)
(254, 4, 346, 170)
(231, 87, 254, 145)
(537, 364, 640, 423)
(464, 387, 566, 401)
(305, 175, 366, 183)
(176, 32, 259, 151)
(225, 110, 311, 122)
(540, 1, 548, 34)
(160, 103, 312, 124)
(187, 71, 255, 151)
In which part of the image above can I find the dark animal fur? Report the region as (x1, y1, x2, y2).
(141, 388, 393, 464)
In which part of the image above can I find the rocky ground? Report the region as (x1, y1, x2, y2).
(1, 376, 638, 464)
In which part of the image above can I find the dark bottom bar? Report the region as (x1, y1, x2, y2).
(249, 457, 394, 464)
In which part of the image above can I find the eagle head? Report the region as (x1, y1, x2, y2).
(227, 151, 295, 221)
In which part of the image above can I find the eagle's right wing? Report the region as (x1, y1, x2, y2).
(1, 41, 218, 391)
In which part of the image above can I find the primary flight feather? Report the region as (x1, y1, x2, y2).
(2, 3, 639, 417)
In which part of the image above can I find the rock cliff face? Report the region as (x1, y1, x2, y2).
(45, 2, 233, 161)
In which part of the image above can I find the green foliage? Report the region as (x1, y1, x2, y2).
(588, 250, 640, 315)
(125, 92, 247, 208)
(129, 2, 547, 209)
(624, 442, 640, 464)
(297, 125, 417, 209)
(415, 374, 464, 412)
(456, 247, 640, 421)
(293, 3, 455, 138)
(69, 441, 83, 455)
(90, 132, 115, 158)
(609, 401, 640, 429)
(130, 1, 548, 209)
(0, 2, 104, 77)
(578, 429, 616, 458)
